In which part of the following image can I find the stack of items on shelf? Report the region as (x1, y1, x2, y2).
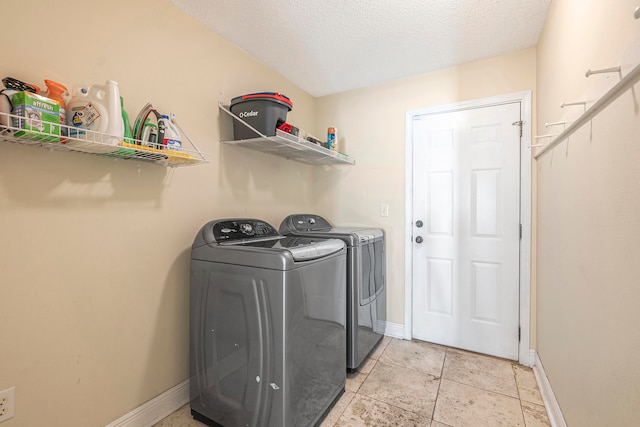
(229, 91, 294, 139)
(228, 91, 342, 154)
(0, 75, 203, 165)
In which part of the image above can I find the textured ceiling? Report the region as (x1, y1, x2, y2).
(169, 0, 551, 97)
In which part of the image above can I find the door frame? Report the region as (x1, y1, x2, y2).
(404, 91, 532, 366)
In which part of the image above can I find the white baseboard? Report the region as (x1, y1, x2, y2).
(383, 320, 405, 339)
(527, 348, 536, 367)
(533, 352, 567, 427)
(105, 379, 189, 427)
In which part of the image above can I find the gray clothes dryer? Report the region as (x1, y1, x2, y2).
(190, 218, 347, 427)
(279, 214, 386, 372)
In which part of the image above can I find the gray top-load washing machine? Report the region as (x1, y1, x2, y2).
(279, 214, 386, 372)
(190, 218, 347, 427)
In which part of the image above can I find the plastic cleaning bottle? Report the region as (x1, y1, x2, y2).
(0, 89, 17, 128)
(120, 96, 133, 144)
(161, 114, 182, 150)
(327, 126, 337, 152)
(141, 120, 158, 148)
(66, 80, 123, 145)
(44, 79, 69, 136)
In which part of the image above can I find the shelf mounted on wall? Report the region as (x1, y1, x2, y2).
(0, 111, 209, 167)
(218, 102, 355, 166)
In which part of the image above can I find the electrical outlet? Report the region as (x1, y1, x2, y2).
(0, 386, 15, 423)
(380, 203, 389, 217)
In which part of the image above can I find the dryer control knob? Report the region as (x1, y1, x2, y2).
(240, 223, 253, 234)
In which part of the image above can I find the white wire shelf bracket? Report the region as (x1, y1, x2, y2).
(535, 61, 640, 160)
(218, 102, 355, 166)
(585, 66, 621, 78)
(0, 111, 209, 167)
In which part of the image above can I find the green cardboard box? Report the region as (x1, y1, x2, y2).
(11, 91, 60, 142)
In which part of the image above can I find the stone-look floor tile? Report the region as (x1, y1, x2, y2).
(521, 401, 552, 427)
(379, 339, 446, 377)
(368, 335, 393, 360)
(346, 358, 375, 393)
(513, 365, 544, 405)
(358, 361, 439, 418)
(433, 379, 525, 427)
(154, 342, 553, 427)
(518, 386, 544, 406)
(357, 357, 378, 375)
(335, 395, 431, 427)
(320, 391, 356, 427)
(442, 349, 518, 398)
(346, 374, 367, 393)
(152, 404, 206, 427)
(513, 365, 538, 389)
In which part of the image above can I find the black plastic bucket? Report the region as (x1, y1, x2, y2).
(229, 92, 293, 140)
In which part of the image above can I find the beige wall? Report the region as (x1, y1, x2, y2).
(0, 1, 320, 426)
(536, 0, 640, 425)
(314, 49, 537, 332)
(12, 0, 639, 425)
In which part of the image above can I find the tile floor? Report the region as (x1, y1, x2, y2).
(154, 337, 551, 427)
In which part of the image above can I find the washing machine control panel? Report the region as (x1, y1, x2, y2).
(212, 219, 279, 242)
(288, 214, 332, 231)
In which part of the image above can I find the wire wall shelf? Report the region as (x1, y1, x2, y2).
(218, 103, 355, 166)
(0, 111, 209, 167)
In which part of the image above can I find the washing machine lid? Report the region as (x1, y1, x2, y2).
(279, 214, 384, 245)
(192, 218, 345, 268)
(238, 236, 345, 260)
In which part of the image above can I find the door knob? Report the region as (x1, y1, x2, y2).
(415, 220, 423, 228)
(415, 236, 423, 244)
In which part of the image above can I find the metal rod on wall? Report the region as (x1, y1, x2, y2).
(561, 101, 586, 108)
(535, 62, 640, 159)
(545, 121, 570, 128)
(585, 66, 621, 78)
(561, 101, 587, 113)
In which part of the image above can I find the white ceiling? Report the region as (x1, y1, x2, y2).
(169, 0, 551, 97)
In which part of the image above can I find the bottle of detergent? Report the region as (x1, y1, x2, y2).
(44, 79, 69, 136)
(0, 89, 17, 128)
(66, 80, 123, 145)
(120, 96, 134, 144)
(161, 115, 182, 150)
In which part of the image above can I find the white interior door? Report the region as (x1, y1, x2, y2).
(411, 102, 521, 360)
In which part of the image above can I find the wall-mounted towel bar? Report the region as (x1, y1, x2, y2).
(535, 62, 640, 159)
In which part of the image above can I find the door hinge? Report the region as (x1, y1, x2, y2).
(512, 120, 524, 137)
(519, 224, 522, 240)
(518, 326, 521, 342)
